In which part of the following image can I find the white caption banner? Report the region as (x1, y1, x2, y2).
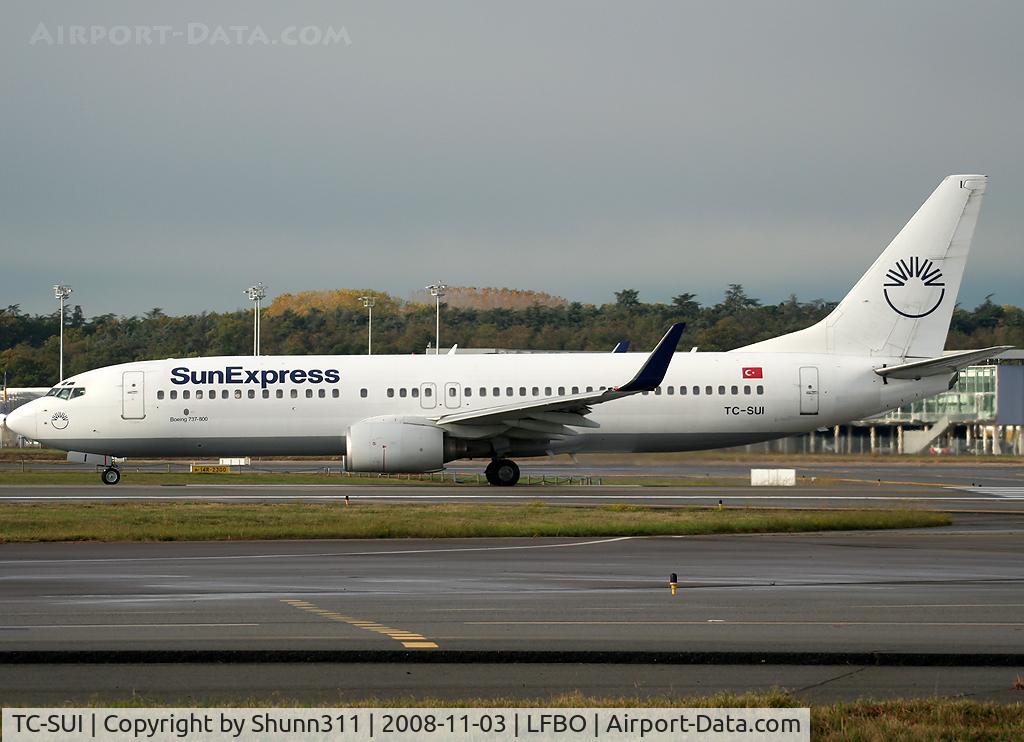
(4, 707, 809, 742)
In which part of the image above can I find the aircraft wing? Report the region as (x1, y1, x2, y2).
(874, 346, 1013, 380)
(432, 323, 684, 441)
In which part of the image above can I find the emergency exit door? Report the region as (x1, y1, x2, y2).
(799, 366, 819, 415)
(122, 370, 146, 419)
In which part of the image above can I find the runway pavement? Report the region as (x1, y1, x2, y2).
(2, 513, 1023, 701)
(4, 482, 1024, 513)
(4, 457, 1024, 488)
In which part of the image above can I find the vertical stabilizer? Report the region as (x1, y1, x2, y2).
(737, 175, 987, 358)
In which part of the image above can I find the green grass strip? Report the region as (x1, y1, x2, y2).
(0, 502, 950, 543)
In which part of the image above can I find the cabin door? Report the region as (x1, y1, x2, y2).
(122, 371, 146, 419)
(444, 382, 462, 409)
(799, 366, 819, 415)
(419, 382, 437, 410)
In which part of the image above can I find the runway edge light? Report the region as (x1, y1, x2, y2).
(669, 573, 678, 596)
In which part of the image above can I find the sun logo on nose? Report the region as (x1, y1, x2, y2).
(50, 411, 69, 430)
(883, 257, 945, 318)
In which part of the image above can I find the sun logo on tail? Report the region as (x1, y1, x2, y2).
(883, 257, 945, 318)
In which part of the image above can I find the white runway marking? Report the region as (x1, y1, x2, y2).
(0, 536, 636, 565)
(4, 623, 258, 629)
(950, 486, 1024, 499)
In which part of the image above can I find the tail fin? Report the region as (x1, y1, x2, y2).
(738, 174, 987, 358)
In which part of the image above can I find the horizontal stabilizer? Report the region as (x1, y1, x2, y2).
(874, 346, 1012, 379)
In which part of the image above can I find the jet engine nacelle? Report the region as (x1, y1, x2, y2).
(344, 416, 444, 473)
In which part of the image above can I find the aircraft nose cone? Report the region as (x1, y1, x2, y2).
(4, 404, 37, 440)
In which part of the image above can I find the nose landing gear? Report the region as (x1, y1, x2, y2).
(100, 466, 121, 485)
(484, 458, 520, 487)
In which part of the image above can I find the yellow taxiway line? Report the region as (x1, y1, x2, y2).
(282, 599, 438, 649)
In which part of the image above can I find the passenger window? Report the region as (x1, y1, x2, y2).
(463, 388, 470, 397)
(235, 390, 243, 399)
(332, 389, 340, 398)
(731, 385, 738, 395)
(680, 386, 687, 395)
(545, 387, 552, 395)
(276, 389, 284, 399)
(411, 388, 419, 398)
(532, 387, 539, 395)
(180, 390, 189, 400)
(157, 390, 165, 400)
(744, 385, 751, 395)
(505, 387, 513, 396)
(196, 390, 205, 399)
(571, 386, 579, 394)
(692, 386, 699, 396)
(586, 386, 593, 393)
(757, 385, 764, 394)
(318, 389, 326, 398)
(387, 388, 395, 398)
(705, 386, 713, 395)
(643, 390, 650, 396)
(718, 385, 725, 395)
(667, 386, 674, 395)
(449, 387, 457, 397)
(289, 389, 297, 399)
(479, 387, 486, 397)
(263, 389, 270, 399)
(305, 389, 313, 398)
(170, 390, 178, 400)
(424, 387, 433, 397)
(248, 389, 256, 398)
(519, 386, 526, 396)
(492, 387, 500, 397)
(222, 390, 229, 399)
(209, 389, 215, 399)
(654, 387, 662, 395)
(400, 388, 408, 398)
(360, 388, 368, 398)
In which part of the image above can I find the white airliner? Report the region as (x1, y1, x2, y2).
(2, 175, 1011, 485)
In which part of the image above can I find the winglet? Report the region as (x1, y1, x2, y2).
(611, 340, 631, 353)
(615, 323, 685, 392)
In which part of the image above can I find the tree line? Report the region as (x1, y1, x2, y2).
(1, 286, 1020, 387)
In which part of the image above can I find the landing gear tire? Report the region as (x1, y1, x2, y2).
(485, 459, 520, 487)
(101, 467, 121, 486)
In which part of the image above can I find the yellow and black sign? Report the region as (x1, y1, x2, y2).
(190, 464, 232, 474)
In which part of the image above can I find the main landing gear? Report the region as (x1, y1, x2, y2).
(485, 458, 520, 487)
(100, 466, 121, 485)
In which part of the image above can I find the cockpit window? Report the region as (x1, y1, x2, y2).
(48, 387, 85, 400)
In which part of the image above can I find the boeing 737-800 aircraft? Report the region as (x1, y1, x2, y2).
(2, 175, 1011, 485)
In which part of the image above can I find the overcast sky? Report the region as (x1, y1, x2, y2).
(3, 1, 1021, 316)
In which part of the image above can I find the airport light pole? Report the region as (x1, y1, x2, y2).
(358, 296, 376, 355)
(245, 282, 267, 356)
(53, 283, 72, 381)
(426, 282, 447, 355)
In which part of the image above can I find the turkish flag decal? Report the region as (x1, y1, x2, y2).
(742, 367, 763, 379)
